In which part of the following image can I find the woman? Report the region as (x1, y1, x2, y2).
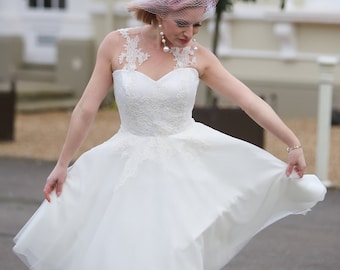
(13, 0, 326, 269)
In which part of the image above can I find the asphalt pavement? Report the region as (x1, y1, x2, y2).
(0, 156, 339, 270)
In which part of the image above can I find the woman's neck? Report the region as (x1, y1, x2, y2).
(140, 24, 163, 50)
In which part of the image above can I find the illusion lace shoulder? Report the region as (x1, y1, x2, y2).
(12, 27, 326, 270)
(114, 28, 200, 136)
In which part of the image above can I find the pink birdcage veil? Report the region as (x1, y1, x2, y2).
(127, 0, 217, 21)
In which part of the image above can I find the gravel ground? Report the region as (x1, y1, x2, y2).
(0, 108, 339, 187)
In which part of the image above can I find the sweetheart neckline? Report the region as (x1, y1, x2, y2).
(112, 68, 199, 83)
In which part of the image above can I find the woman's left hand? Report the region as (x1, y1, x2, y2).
(285, 148, 306, 178)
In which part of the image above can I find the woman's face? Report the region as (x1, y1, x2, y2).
(160, 7, 205, 48)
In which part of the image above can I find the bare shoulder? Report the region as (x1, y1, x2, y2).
(98, 27, 145, 67)
(100, 30, 124, 50)
(104, 26, 144, 42)
(97, 29, 132, 70)
(194, 43, 222, 76)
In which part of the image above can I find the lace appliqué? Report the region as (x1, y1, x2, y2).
(111, 130, 210, 193)
(118, 28, 196, 70)
(170, 47, 197, 68)
(118, 29, 150, 71)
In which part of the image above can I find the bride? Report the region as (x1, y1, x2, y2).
(13, 1, 326, 269)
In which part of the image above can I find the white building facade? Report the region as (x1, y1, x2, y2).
(0, 0, 340, 114)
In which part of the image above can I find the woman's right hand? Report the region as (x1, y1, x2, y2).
(43, 164, 68, 202)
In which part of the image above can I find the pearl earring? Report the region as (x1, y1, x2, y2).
(159, 24, 170, 53)
(193, 38, 198, 52)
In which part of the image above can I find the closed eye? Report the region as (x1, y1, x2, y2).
(175, 20, 190, 27)
(175, 20, 202, 28)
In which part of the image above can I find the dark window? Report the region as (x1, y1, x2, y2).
(37, 35, 57, 46)
(28, 0, 66, 9)
(59, 0, 66, 9)
(29, 0, 37, 7)
(44, 0, 52, 8)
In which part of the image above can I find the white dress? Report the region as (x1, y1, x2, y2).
(13, 28, 326, 270)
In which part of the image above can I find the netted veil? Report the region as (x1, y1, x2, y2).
(127, 0, 218, 23)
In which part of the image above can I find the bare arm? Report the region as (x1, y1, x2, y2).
(44, 32, 118, 201)
(200, 49, 306, 177)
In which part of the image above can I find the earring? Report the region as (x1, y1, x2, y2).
(193, 38, 198, 52)
(159, 24, 170, 53)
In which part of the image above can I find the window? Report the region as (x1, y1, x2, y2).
(59, 0, 65, 9)
(28, 0, 66, 9)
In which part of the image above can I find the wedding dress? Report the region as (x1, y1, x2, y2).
(13, 28, 326, 270)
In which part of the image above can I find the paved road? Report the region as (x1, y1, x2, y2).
(1, 157, 339, 270)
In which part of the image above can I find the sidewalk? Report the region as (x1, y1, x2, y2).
(1, 156, 339, 270)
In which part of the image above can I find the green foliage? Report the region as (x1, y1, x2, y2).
(280, 0, 286, 10)
(215, 0, 285, 13)
(216, 0, 233, 13)
(216, 0, 257, 14)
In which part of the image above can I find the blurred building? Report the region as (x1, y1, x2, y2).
(1, 0, 339, 116)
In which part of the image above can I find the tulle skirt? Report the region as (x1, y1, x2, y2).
(13, 122, 326, 270)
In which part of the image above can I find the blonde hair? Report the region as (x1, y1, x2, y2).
(129, 9, 157, 25)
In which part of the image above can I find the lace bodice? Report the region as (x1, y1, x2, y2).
(113, 29, 199, 136)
